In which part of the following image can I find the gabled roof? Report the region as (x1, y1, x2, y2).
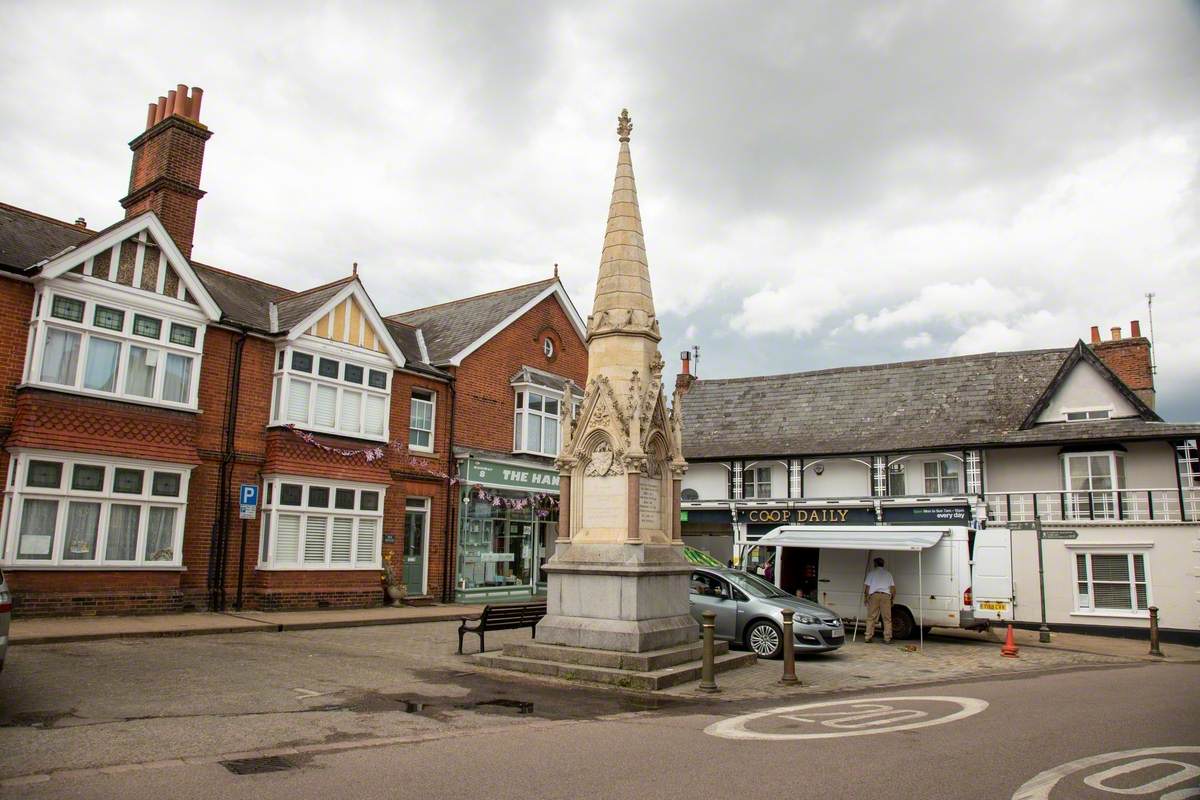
(191, 261, 290, 330)
(0, 203, 93, 271)
(1020, 341, 1161, 427)
(387, 278, 586, 366)
(510, 365, 586, 397)
(280, 278, 407, 367)
(34, 212, 222, 320)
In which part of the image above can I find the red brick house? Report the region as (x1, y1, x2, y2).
(0, 85, 587, 615)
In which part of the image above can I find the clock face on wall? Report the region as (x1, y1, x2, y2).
(543, 337, 555, 358)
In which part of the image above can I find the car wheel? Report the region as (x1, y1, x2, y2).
(891, 607, 915, 640)
(745, 620, 783, 659)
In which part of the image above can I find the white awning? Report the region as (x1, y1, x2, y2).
(736, 525, 948, 552)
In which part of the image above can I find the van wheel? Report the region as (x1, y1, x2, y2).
(745, 621, 783, 659)
(891, 607, 915, 640)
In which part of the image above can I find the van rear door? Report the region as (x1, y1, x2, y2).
(971, 528, 1014, 622)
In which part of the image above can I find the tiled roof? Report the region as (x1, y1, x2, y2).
(190, 262, 290, 331)
(273, 277, 354, 332)
(681, 348, 1073, 459)
(0, 202, 92, 271)
(510, 365, 585, 397)
(383, 320, 447, 378)
(387, 278, 556, 364)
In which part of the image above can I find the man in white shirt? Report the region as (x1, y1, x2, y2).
(863, 557, 896, 643)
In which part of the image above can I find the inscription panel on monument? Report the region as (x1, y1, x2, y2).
(582, 475, 625, 529)
(639, 477, 662, 529)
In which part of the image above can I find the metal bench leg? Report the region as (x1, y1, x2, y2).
(458, 629, 465, 655)
(479, 632, 485, 653)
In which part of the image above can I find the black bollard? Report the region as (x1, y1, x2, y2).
(1148, 606, 1163, 658)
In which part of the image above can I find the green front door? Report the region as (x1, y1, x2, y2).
(403, 500, 428, 595)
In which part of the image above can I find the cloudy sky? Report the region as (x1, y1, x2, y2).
(4, 1, 1199, 420)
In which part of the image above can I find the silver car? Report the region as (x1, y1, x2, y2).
(688, 567, 844, 658)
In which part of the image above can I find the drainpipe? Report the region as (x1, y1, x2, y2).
(209, 326, 248, 611)
(441, 375, 458, 603)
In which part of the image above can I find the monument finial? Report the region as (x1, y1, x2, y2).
(617, 108, 632, 142)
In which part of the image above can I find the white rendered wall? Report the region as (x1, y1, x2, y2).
(1036, 361, 1139, 423)
(802, 458, 871, 498)
(1009, 523, 1199, 632)
(683, 462, 729, 500)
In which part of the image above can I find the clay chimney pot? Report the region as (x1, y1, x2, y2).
(190, 87, 203, 121)
(1110, 326, 1122, 341)
(145, 102, 157, 130)
(1090, 325, 1101, 344)
(175, 84, 190, 117)
(1130, 320, 1141, 338)
(156, 96, 167, 124)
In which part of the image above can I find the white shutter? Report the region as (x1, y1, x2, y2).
(304, 516, 328, 563)
(314, 384, 337, 428)
(275, 514, 300, 563)
(287, 379, 311, 423)
(340, 389, 362, 433)
(365, 394, 386, 436)
(356, 518, 378, 564)
(331, 518, 353, 563)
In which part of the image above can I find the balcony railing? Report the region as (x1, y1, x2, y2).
(985, 489, 1199, 524)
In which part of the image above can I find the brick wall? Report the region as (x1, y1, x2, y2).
(452, 294, 588, 452)
(1091, 337, 1155, 409)
(0, 278, 34, 434)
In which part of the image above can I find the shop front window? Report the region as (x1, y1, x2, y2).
(457, 490, 558, 596)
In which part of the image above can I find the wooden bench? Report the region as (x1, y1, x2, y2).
(458, 601, 547, 654)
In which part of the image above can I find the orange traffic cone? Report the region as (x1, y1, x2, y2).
(1000, 624, 1019, 658)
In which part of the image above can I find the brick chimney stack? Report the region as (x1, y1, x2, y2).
(1089, 320, 1155, 410)
(675, 350, 696, 395)
(119, 84, 212, 259)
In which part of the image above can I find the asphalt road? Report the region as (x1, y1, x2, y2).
(9, 660, 1199, 800)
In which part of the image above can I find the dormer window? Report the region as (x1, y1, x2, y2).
(270, 344, 391, 441)
(28, 289, 205, 410)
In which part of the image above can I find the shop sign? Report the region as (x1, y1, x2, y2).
(881, 505, 970, 524)
(737, 507, 874, 525)
(465, 458, 560, 492)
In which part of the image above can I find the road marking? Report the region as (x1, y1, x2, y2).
(704, 695, 988, 740)
(1012, 747, 1200, 799)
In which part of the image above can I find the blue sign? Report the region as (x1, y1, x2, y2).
(239, 484, 259, 520)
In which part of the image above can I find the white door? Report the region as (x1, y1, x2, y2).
(972, 528, 1014, 622)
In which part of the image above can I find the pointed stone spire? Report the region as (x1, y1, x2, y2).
(588, 109, 660, 344)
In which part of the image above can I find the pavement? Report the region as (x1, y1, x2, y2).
(7, 655, 1199, 800)
(8, 604, 486, 645)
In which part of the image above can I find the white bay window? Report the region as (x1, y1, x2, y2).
(1063, 451, 1124, 520)
(270, 344, 391, 441)
(513, 389, 561, 457)
(0, 451, 190, 568)
(26, 288, 204, 409)
(258, 476, 384, 569)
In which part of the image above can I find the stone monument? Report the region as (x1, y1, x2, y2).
(477, 111, 754, 688)
(534, 108, 697, 653)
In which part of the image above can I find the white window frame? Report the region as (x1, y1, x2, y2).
(922, 458, 962, 495)
(1062, 450, 1125, 520)
(258, 475, 385, 570)
(0, 450, 190, 568)
(409, 389, 436, 453)
(512, 385, 574, 457)
(24, 285, 206, 411)
(1070, 548, 1151, 617)
(1063, 407, 1113, 422)
(742, 466, 772, 499)
(269, 340, 392, 442)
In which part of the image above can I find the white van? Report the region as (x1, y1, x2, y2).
(737, 525, 1013, 638)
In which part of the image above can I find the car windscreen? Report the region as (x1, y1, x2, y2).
(725, 571, 791, 599)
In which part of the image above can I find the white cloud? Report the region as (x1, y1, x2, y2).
(902, 332, 932, 349)
(684, 324, 697, 340)
(729, 277, 847, 337)
(852, 279, 1038, 333)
